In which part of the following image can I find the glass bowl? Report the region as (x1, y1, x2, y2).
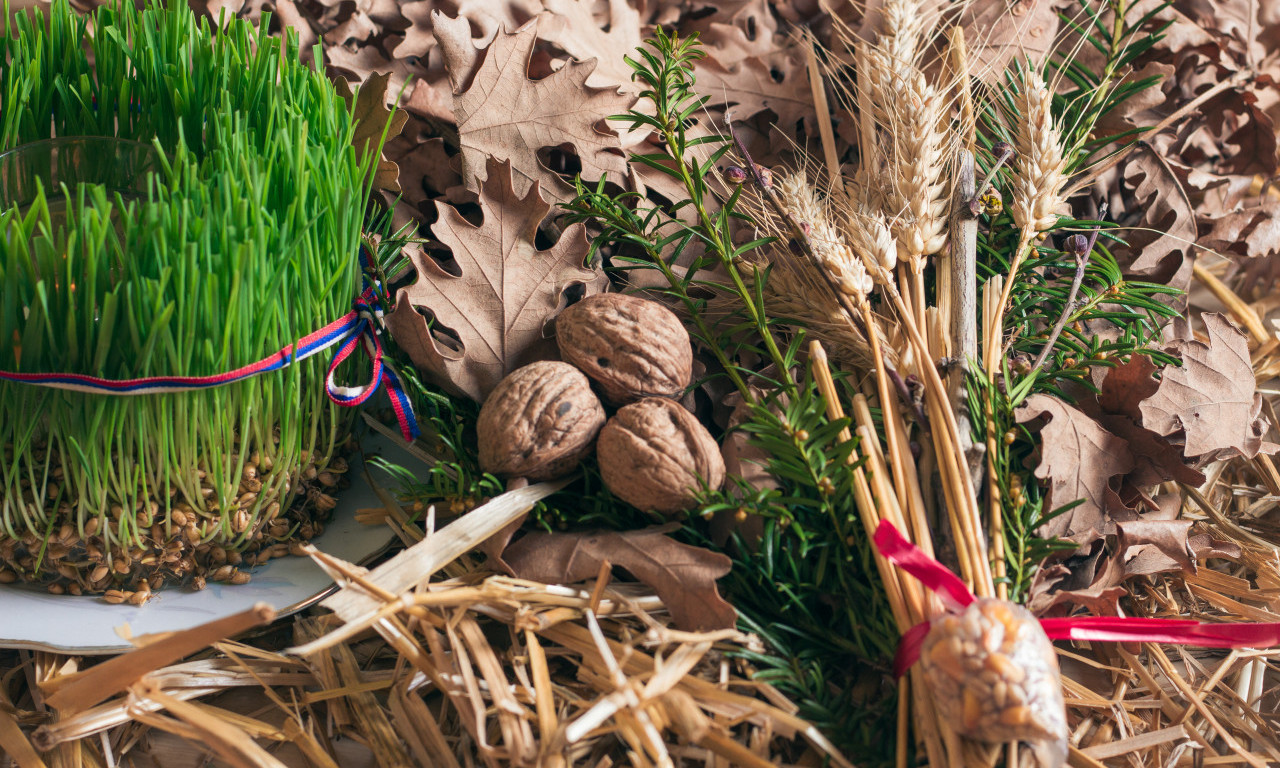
(0, 136, 161, 228)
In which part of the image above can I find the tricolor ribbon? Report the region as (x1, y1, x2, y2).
(0, 247, 420, 441)
(875, 521, 1280, 677)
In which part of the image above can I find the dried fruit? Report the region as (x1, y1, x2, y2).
(596, 398, 725, 514)
(920, 599, 1067, 764)
(478, 361, 607, 481)
(556, 293, 692, 405)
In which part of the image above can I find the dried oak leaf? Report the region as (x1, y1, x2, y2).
(502, 525, 737, 631)
(436, 15, 633, 198)
(335, 72, 409, 193)
(1107, 146, 1195, 300)
(1015, 394, 1134, 540)
(1140, 313, 1271, 461)
(1092, 355, 1205, 500)
(695, 50, 816, 140)
(538, 0, 644, 92)
(1031, 497, 1240, 616)
(394, 0, 438, 61)
(958, 0, 1058, 82)
(1201, 196, 1280, 261)
(386, 157, 604, 402)
(685, 0, 779, 67)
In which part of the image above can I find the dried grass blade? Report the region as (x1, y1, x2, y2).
(125, 679, 288, 768)
(42, 603, 276, 715)
(389, 681, 464, 768)
(0, 684, 47, 768)
(320, 479, 570, 622)
(280, 718, 342, 768)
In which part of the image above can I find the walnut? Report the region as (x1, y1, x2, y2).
(596, 398, 725, 514)
(477, 361, 606, 481)
(556, 293, 692, 405)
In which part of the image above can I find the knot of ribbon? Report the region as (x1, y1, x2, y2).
(874, 520, 1280, 677)
(0, 245, 420, 442)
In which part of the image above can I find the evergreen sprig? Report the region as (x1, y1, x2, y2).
(691, 376, 899, 754)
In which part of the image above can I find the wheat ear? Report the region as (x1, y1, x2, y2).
(889, 69, 950, 270)
(778, 171, 874, 298)
(1009, 66, 1067, 237)
(986, 65, 1067, 372)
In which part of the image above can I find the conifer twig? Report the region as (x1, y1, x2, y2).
(1027, 213, 1105, 378)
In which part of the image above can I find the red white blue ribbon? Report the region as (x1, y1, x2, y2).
(0, 247, 420, 441)
(874, 521, 1280, 676)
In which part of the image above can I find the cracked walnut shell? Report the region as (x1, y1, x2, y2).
(597, 398, 725, 514)
(556, 293, 692, 404)
(478, 361, 606, 481)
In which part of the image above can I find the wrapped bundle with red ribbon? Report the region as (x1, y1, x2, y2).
(876, 521, 1280, 763)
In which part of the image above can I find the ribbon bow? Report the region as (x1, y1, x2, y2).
(875, 521, 1280, 677)
(0, 247, 420, 441)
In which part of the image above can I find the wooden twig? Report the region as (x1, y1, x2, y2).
(948, 150, 978, 435)
(946, 27, 975, 152)
(805, 40, 841, 193)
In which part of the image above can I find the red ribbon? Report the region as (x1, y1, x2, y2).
(875, 520, 1280, 677)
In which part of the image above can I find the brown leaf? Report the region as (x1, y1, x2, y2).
(695, 49, 816, 139)
(1201, 196, 1280, 260)
(335, 71, 409, 193)
(436, 16, 634, 198)
(323, 10, 377, 46)
(1015, 394, 1134, 540)
(1173, 0, 1264, 62)
(388, 134, 461, 209)
(392, 0, 437, 61)
(386, 158, 604, 401)
(957, 0, 1058, 82)
(1115, 518, 1196, 573)
(1107, 146, 1195, 298)
(1096, 354, 1161, 417)
(449, 0, 542, 43)
(685, 0, 780, 67)
(537, 0, 644, 92)
(1092, 356, 1206, 497)
(1140, 313, 1271, 460)
(502, 526, 737, 632)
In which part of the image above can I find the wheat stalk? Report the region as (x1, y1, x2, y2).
(876, 0, 931, 82)
(739, 172, 884, 368)
(778, 172, 874, 298)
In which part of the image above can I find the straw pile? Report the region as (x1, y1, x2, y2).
(0, 481, 852, 767)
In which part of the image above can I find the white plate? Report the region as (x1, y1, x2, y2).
(0, 432, 405, 654)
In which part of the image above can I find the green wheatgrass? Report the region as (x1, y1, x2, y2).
(0, 0, 380, 585)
